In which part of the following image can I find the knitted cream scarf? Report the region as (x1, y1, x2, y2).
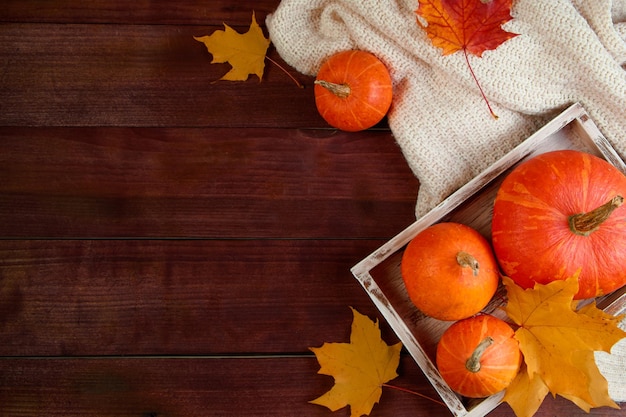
(267, 0, 626, 403)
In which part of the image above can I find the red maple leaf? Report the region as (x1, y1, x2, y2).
(416, 0, 518, 117)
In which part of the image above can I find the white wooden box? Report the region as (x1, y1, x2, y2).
(351, 103, 626, 417)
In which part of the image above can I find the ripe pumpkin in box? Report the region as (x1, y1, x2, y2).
(491, 149, 626, 299)
(314, 50, 393, 132)
(436, 314, 521, 398)
(401, 222, 499, 321)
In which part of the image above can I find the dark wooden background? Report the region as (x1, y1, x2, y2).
(0, 1, 624, 416)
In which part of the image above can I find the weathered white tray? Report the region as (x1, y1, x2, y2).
(351, 103, 626, 417)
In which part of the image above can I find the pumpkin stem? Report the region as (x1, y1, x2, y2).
(314, 79, 351, 98)
(568, 195, 623, 236)
(466, 336, 494, 373)
(456, 251, 480, 276)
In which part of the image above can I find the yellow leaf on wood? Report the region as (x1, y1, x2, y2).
(310, 307, 402, 417)
(194, 11, 270, 82)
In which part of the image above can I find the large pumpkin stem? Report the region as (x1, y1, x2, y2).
(457, 251, 480, 276)
(568, 195, 623, 236)
(466, 336, 494, 373)
(314, 79, 351, 98)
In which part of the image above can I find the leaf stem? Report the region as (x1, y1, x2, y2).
(382, 383, 446, 407)
(464, 49, 498, 119)
(265, 55, 304, 88)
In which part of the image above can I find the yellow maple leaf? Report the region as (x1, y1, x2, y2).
(503, 276, 625, 417)
(310, 307, 402, 417)
(504, 365, 550, 417)
(194, 11, 270, 82)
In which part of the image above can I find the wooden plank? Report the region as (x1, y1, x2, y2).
(0, 23, 320, 128)
(0, 239, 404, 356)
(0, 127, 418, 238)
(0, 356, 617, 417)
(0, 356, 447, 417)
(0, 0, 282, 25)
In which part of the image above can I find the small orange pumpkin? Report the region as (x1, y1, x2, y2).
(436, 314, 522, 398)
(314, 50, 393, 132)
(401, 222, 499, 321)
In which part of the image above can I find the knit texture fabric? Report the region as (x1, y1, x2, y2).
(267, 0, 626, 403)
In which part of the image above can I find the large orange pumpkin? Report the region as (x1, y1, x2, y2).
(436, 314, 522, 398)
(491, 149, 626, 299)
(401, 222, 499, 321)
(314, 50, 393, 132)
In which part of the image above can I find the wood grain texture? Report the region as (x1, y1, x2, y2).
(0, 0, 282, 25)
(0, 127, 418, 238)
(0, 23, 319, 127)
(1, 2, 624, 416)
(0, 239, 397, 356)
(0, 356, 446, 417)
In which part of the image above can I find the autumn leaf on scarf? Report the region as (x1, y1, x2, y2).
(310, 307, 402, 417)
(502, 276, 625, 417)
(416, 0, 518, 118)
(194, 12, 270, 82)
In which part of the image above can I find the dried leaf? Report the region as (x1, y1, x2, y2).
(503, 364, 550, 417)
(416, 0, 518, 57)
(310, 307, 402, 417)
(194, 12, 270, 82)
(560, 350, 620, 411)
(503, 276, 625, 417)
(415, 0, 518, 117)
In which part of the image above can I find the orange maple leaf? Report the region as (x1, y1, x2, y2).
(416, 0, 518, 117)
